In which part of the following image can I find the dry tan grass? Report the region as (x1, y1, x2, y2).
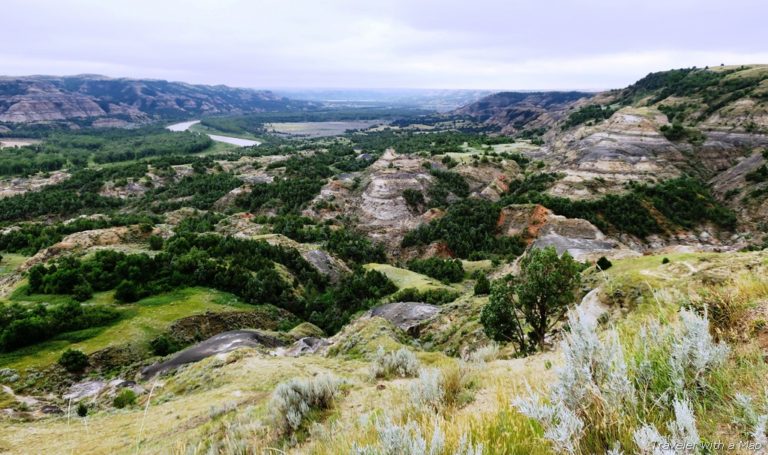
(691, 273, 768, 342)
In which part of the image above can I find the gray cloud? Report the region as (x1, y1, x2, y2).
(2, 0, 766, 90)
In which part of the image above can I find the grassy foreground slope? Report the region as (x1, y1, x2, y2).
(0, 251, 765, 454)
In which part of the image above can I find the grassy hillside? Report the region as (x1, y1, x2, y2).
(0, 288, 252, 371)
(0, 251, 764, 454)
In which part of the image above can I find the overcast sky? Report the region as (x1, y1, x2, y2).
(2, 0, 766, 90)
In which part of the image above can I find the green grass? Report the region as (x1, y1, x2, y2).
(189, 122, 263, 142)
(363, 263, 454, 292)
(602, 251, 721, 286)
(0, 287, 251, 370)
(0, 253, 26, 276)
(9, 284, 75, 306)
(461, 259, 493, 276)
(197, 139, 240, 156)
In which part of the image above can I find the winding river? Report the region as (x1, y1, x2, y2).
(166, 120, 261, 147)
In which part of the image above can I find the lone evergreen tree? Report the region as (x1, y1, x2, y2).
(481, 247, 581, 353)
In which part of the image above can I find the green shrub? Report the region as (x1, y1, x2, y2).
(58, 349, 89, 373)
(746, 165, 768, 183)
(76, 402, 88, 417)
(402, 189, 425, 212)
(113, 389, 137, 409)
(114, 280, 140, 303)
(268, 374, 343, 435)
(596, 256, 613, 271)
(72, 282, 93, 302)
(148, 235, 164, 250)
(474, 275, 491, 295)
(150, 334, 182, 356)
(370, 346, 420, 379)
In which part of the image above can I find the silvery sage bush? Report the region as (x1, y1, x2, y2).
(370, 346, 420, 379)
(269, 373, 343, 435)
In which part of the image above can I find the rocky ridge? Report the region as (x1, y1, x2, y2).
(0, 75, 311, 126)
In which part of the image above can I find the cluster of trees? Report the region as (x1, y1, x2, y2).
(238, 178, 325, 215)
(402, 199, 526, 260)
(659, 123, 705, 145)
(264, 215, 387, 265)
(636, 177, 736, 229)
(564, 104, 617, 128)
(658, 102, 697, 124)
(620, 66, 764, 120)
(746, 164, 768, 183)
(0, 300, 118, 352)
(22, 232, 397, 335)
(324, 228, 388, 265)
(0, 161, 152, 222)
(347, 130, 514, 155)
(238, 143, 381, 215)
(427, 168, 469, 207)
(201, 108, 429, 135)
(515, 127, 547, 145)
(200, 116, 267, 135)
(389, 287, 460, 305)
(140, 172, 242, 212)
(304, 269, 396, 333)
(404, 173, 734, 257)
(403, 189, 425, 212)
(406, 257, 464, 284)
(174, 212, 225, 234)
(0, 182, 122, 223)
(0, 147, 68, 176)
(0, 214, 159, 255)
(0, 154, 239, 223)
(620, 67, 732, 105)
(0, 128, 213, 177)
(91, 131, 212, 164)
(28, 234, 325, 311)
(484, 150, 530, 169)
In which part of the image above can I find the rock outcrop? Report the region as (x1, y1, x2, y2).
(497, 204, 639, 261)
(0, 171, 70, 199)
(366, 301, 441, 335)
(141, 330, 288, 378)
(21, 225, 150, 271)
(304, 149, 523, 252)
